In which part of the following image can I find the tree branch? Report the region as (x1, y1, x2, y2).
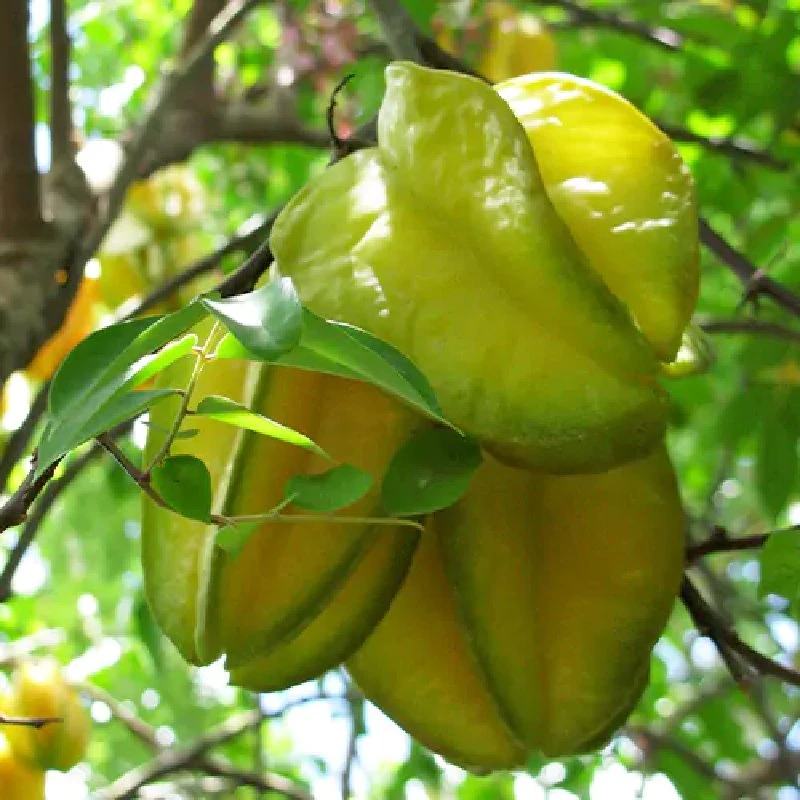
(78, 0, 265, 271)
(699, 218, 800, 319)
(0, 453, 61, 534)
(97, 706, 316, 800)
(0, 424, 132, 602)
(681, 576, 800, 689)
(367, 0, 424, 61)
(699, 318, 800, 343)
(49, 0, 73, 163)
(527, 0, 686, 52)
(686, 531, 771, 563)
(0, 0, 45, 240)
(659, 123, 788, 171)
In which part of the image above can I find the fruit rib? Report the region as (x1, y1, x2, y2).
(197, 368, 417, 667)
(229, 522, 419, 692)
(347, 528, 526, 771)
(271, 62, 669, 474)
(142, 322, 254, 663)
(437, 444, 685, 756)
(496, 72, 699, 361)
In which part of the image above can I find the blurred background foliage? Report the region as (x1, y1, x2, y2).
(1, 0, 799, 797)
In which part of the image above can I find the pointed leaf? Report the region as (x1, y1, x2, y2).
(382, 427, 483, 516)
(194, 395, 328, 458)
(151, 454, 212, 522)
(759, 529, 800, 608)
(38, 388, 176, 469)
(38, 302, 207, 476)
(202, 276, 302, 360)
(285, 464, 374, 512)
(287, 310, 447, 425)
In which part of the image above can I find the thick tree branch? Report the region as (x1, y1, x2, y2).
(0, 1, 45, 240)
(49, 0, 73, 163)
(138, 101, 329, 177)
(178, 0, 226, 110)
(700, 218, 800, 319)
(367, 0, 424, 61)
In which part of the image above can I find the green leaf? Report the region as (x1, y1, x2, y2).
(37, 303, 207, 476)
(285, 464, 374, 512)
(381, 427, 482, 516)
(38, 388, 176, 470)
(284, 310, 446, 424)
(48, 316, 155, 417)
(151, 454, 212, 522)
(215, 521, 261, 560)
(757, 410, 798, 519)
(759, 529, 800, 607)
(194, 395, 328, 457)
(134, 593, 164, 671)
(201, 276, 302, 360)
(214, 306, 446, 427)
(332, 321, 441, 414)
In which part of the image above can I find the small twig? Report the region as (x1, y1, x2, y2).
(76, 682, 160, 749)
(685, 526, 788, 564)
(135, 215, 275, 312)
(340, 688, 363, 800)
(0, 452, 61, 534)
(0, 423, 132, 602)
(528, 0, 687, 52)
(681, 576, 800, 689)
(214, 214, 280, 298)
(699, 318, 800, 343)
(0, 713, 62, 729)
(0, 628, 66, 666)
(95, 433, 170, 514)
(627, 724, 750, 796)
(0, 386, 49, 494)
(700, 218, 800, 319)
(326, 74, 360, 162)
(659, 123, 789, 171)
(97, 705, 319, 800)
(199, 761, 313, 800)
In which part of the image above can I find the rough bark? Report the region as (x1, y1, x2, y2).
(0, 1, 63, 384)
(0, 1, 45, 240)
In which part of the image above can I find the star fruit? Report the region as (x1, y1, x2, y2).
(270, 62, 698, 474)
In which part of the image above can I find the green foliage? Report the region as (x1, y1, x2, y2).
(381, 427, 483, 516)
(2, 0, 799, 798)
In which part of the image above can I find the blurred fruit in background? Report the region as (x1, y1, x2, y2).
(25, 276, 100, 382)
(479, 1, 557, 81)
(2, 658, 90, 773)
(0, 733, 45, 800)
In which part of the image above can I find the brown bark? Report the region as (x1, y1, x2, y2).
(0, 0, 45, 239)
(177, 0, 226, 109)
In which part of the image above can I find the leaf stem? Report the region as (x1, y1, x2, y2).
(225, 511, 424, 532)
(144, 322, 219, 474)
